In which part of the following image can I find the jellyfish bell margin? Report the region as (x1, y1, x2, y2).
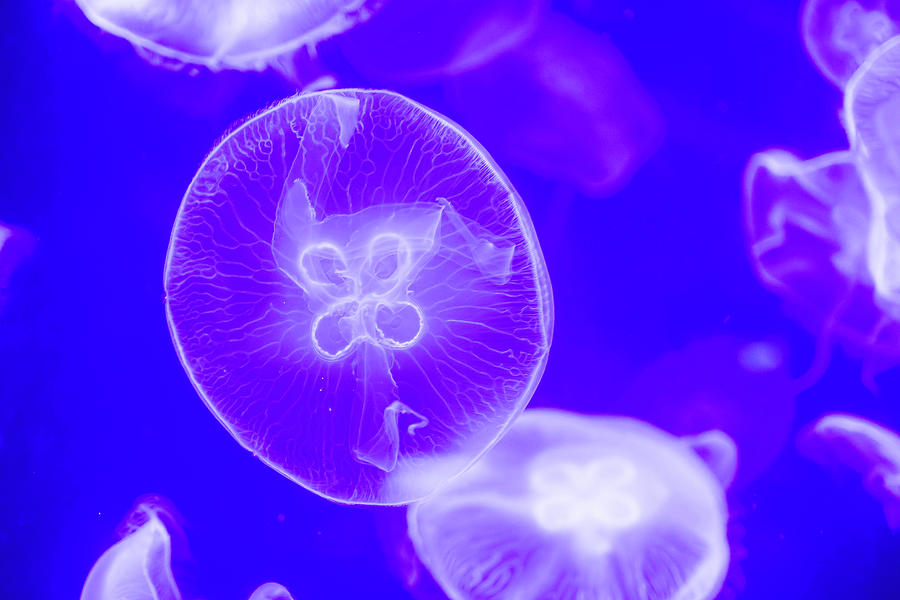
(164, 89, 553, 506)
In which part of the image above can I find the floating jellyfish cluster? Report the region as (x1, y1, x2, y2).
(55, 0, 900, 598)
(81, 497, 295, 600)
(407, 409, 733, 600)
(745, 21, 900, 370)
(164, 89, 553, 505)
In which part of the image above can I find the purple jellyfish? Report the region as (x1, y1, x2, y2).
(165, 89, 553, 505)
(0, 221, 34, 309)
(802, 0, 899, 87)
(337, 0, 547, 83)
(744, 35, 900, 375)
(407, 409, 733, 600)
(446, 14, 664, 198)
(81, 497, 296, 600)
(81, 499, 182, 600)
(799, 413, 900, 530)
(73, 0, 378, 75)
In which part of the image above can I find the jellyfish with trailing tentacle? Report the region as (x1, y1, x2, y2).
(744, 35, 900, 377)
(799, 413, 900, 530)
(802, 0, 900, 87)
(73, 0, 379, 79)
(165, 89, 553, 505)
(407, 409, 733, 600)
(82, 497, 296, 600)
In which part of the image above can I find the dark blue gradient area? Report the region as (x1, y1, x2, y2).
(2, 1, 900, 599)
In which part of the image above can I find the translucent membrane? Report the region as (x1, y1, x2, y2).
(744, 36, 900, 361)
(407, 409, 732, 600)
(800, 413, 900, 529)
(447, 14, 664, 197)
(802, 0, 899, 87)
(165, 89, 553, 505)
(74, 0, 374, 71)
(81, 501, 182, 600)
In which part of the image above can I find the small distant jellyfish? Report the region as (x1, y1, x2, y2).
(337, 0, 547, 83)
(248, 582, 295, 600)
(802, 0, 899, 87)
(0, 221, 34, 310)
(407, 409, 733, 600)
(81, 499, 182, 600)
(74, 0, 379, 76)
(744, 36, 900, 374)
(799, 413, 900, 530)
(446, 14, 665, 198)
(165, 89, 553, 505)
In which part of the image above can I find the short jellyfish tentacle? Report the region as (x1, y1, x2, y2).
(350, 342, 428, 472)
(437, 198, 515, 284)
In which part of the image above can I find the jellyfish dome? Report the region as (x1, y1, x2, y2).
(802, 0, 899, 87)
(81, 500, 182, 600)
(800, 413, 900, 529)
(407, 409, 732, 600)
(164, 89, 553, 505)
(74, 0, 376, 71)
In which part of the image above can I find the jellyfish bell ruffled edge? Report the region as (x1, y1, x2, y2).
(71, 0, 381, 85)
(164, 88, 553, 506)
(799, 412, 900, 531)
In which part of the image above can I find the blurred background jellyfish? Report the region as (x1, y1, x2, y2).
(407, 409, 733, 600)
(165, 89, 553, 505)
(445, 13, 664, 198)
(802, 0, 899, 87)
(799, 413, 900, 530)
(337, 0, 547, 83)
(72, 0, 378, 80)
(81, 497, 183, 600)
(82, 496, 296, 600)
(337, 4, 662, 198)
(0, 221, 34, 312)
(744, 35, 900, 379)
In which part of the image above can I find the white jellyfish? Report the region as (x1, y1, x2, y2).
(744, 35, 900, 374)
(407, 409, 734, 600)
(799, 413, 900, 530)
(802, 0, 899, 87)
(81, 500, 182, 600)
(73, 0, 378, 77)
(81, 497, 296, 600)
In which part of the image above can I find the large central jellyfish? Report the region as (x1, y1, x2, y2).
(407, 409, 733, 600)
(165, 89, 553, 505)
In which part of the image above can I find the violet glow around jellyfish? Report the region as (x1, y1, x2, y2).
(744, 36, 900, 367)
(799, 413, 900, 530)
(407, 409, 733, 600)
(164, 89, 553, 505)
(73, 0, 377, 73)
(802, 0, 900, 87)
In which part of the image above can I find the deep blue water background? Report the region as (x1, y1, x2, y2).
(2, 0, 900, 598)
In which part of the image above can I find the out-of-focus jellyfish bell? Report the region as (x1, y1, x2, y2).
(165, 89, 553, 505)
(337, 0, 547, 83)
(407, 409, 733, 600)
(802, 0, 899, 87)
(248, 582, 295, 600)
(0, 221, 34, 310)
(81, 499, 182, 600)
(745, 35, 900, 372)
(447, 14, 664, 198)
(74, 0, 377, 75)
(799, 413, 900, 530)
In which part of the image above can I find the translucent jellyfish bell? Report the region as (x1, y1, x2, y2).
(165, 89, 553, 505)
(407, 409, 733, 600)
(248, 583, 295, 600)
(799, 413, 900, 529)
(81, 500, 182, 600)
(74, 0, 376, 73)
(802, 0, 899, 87)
